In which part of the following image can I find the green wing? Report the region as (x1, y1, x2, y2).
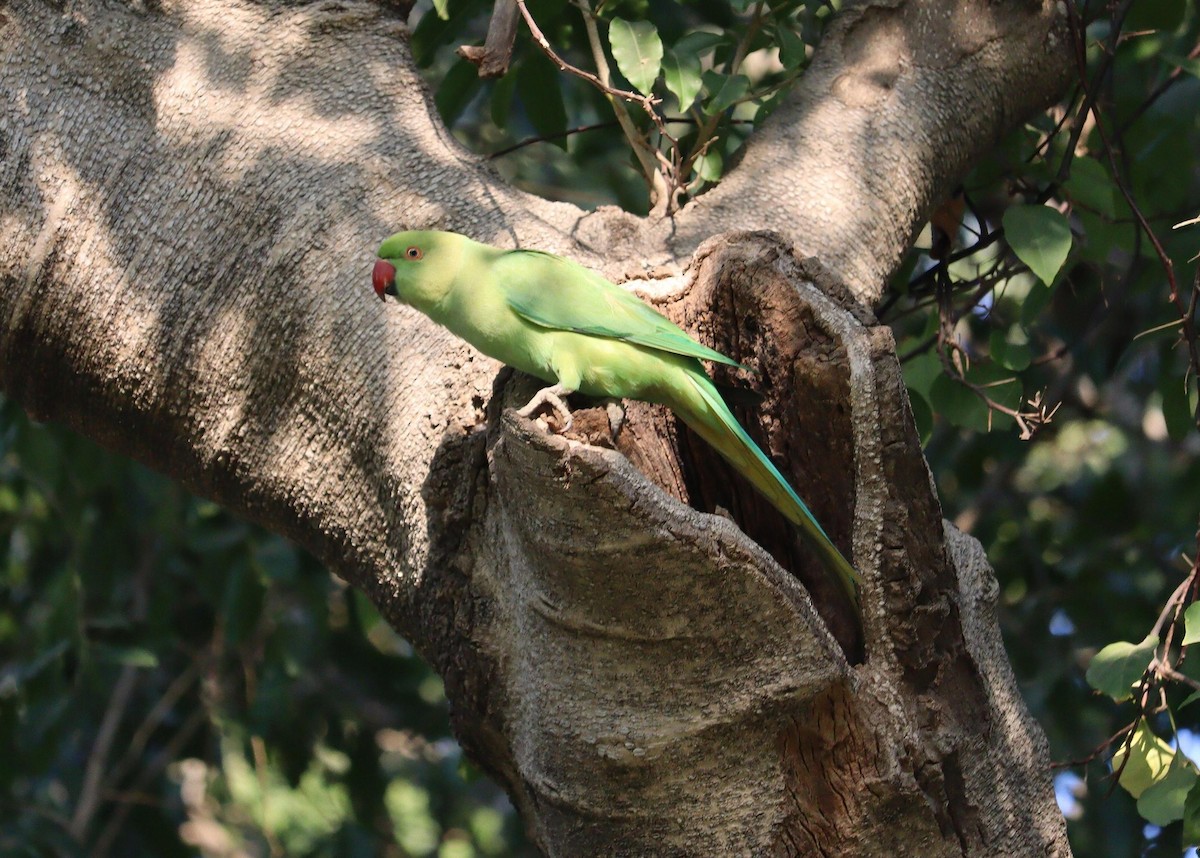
(497, 249, 746, 370)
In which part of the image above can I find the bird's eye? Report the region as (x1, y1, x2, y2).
(405, 246, 423, 260)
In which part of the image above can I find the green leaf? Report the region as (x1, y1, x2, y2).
(1065, 156, 1117, 218)
(662, 49, 702, 108)
(517, 54, 568, 148)
(990, 327, 1032, 372)
(255, 537, 299, 583)
(1184, 603, 1200, 646)
(1003, 204, 1072, 286)
(1086, 635, 1158, 701)
(434, 59, 481, 127)
(15, 639, 70, 683)
(1184, 778, 1200, 846)
(1127, 0, 1186, 32)
(1161, 373, 1196, 442)
(222, 560, 266, 647)
(902, 351, 942, 399)
(94, 644, 159, 668)
(1114, 721, 1174, 798)
(409, 0, 481, 67)
(697, 147, 723, 183)
(609, 18, 663, 96)
(928, 362, 1020, 433)
(1138, 758, 1197, 825)
(702, 70, 750, 114)
(673, 31, 726, 58)
(1181, 689, 1200, 710)
(431, 0, 450, 20)
(754, 90, 785, 125)
(1020, 281, 1056, 327)
(1076, 209, 1136, 267)
(974, 361, 1022, 417)
(776, 25, 807, 70)
(490, 70, 518, 129)
(930, 373, 988, 432)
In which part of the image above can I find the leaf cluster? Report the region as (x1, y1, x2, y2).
(414, 0, 834, 213)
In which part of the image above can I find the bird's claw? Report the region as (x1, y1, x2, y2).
(604, 400, 626, 439)
(517, 384, 574, 431)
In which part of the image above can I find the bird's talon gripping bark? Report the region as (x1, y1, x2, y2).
(517, 383, 574, 432)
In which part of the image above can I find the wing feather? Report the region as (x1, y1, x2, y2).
(497, 249, 746, 370)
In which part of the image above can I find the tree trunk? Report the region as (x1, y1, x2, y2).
(0, 0, 1074, 854)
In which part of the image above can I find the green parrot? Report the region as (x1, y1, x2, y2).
(373, 230, 861, 606)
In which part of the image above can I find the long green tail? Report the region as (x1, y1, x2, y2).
(677, 373, 862, 608)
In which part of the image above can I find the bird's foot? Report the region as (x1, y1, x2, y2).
(517, 383, 574, 431)
(604, 400, 626, 440)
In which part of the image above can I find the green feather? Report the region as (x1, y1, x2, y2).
(497, 250, 746, 370)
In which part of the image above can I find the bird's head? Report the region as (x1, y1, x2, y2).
(373, 230, 466, 314)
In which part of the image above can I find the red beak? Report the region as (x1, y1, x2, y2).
(373, 259, 396, 301)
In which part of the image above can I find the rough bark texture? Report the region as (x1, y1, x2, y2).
(0, 0, 1074, 854)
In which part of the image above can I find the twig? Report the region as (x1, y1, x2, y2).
(1050, 0, 1133, 190)
(1051, 720, 1137, 770)
(513, 0, 653, 111)
(514, 0, 670, 208)
(489, 120, 621, 157)
(1117, 40, 1200, 135)
(102, 656, 205, 791)
(91, 707, 209, 858)
(488, 116, 755, 158)
(1065, 3, 1200, 391)
(69, 665, 140, 842)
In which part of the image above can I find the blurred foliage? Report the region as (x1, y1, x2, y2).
(7, 0, 1200, 854)
(877, 2, 1200, 854)
(0, 398, 534, 856)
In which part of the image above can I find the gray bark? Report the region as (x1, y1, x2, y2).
(0, 0, 1073, 854)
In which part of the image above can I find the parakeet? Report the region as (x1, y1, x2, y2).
(373, 230, 861, 606)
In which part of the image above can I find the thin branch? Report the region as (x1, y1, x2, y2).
(1050, 720, 1137, 770)
(513, 0, 670, 208)
(1048, 0, 1133, 190)
(69, 665, 140, 841)
(1117, 39, 1200, 134)
(1157, 662, 1200, 692)
(514, 0, 653, 111)
(1065, 2, 1199, 395)
(102, 656, 206, 791)
(488, 120, 621, 158)
(91, 706, 210, 858)
(488, 116, 756, 159)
